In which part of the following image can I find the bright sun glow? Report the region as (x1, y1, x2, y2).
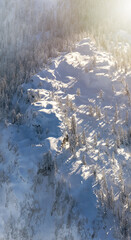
(117, 0, 131, 22)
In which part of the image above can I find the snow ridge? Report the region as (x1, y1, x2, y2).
(0, 38, 131, 240)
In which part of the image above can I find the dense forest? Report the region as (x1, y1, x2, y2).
(1, 0, 131, 116)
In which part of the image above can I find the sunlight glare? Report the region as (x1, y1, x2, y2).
(117, 0, 131, 22)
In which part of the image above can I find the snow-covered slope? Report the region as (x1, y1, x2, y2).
(0, 38, 131, 239)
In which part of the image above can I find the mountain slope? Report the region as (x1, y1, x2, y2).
(0, 38, 131, 240)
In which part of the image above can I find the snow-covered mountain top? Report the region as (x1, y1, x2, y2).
(0, 38, 131, 239)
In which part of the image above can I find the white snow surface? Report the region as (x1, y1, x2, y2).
(0, 38, 131, 239)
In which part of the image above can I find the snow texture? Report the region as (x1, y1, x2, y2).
(0, 38, 131, 240)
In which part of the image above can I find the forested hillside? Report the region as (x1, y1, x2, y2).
(0, 1, 131, 239)
(1, 0, 131, 117)
(0, 0, 74, 115)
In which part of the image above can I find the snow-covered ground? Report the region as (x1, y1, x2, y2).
(0, 38, 131, 239)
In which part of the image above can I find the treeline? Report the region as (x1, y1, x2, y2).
(1, 0, 131, 116)
(0, 0, 82, 116)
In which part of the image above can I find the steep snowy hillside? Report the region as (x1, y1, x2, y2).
(0, 38, 131, 240)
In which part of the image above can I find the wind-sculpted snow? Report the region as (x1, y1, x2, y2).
(0, 38, 131, 239)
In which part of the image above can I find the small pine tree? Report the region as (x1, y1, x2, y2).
(66, 95, 69, 107)
(99, 90, 103, 99)
(124, 130, 128, 145)
(76, 88, 81, 96)
(112, 152, 115, 164)
(11, 109, 16, 124)
(71, 115, 77, 135)
(97, 108, 102, 119)
(125, 110, 129, 125)
(106, 138, 109, 147)
(38, 151, 55, 176)
(89, 105, 93, 116)
(94, 134, 97, 147)
(82, 155, 86, 165)
(82, 130, 86, 145)
(69, 115, 77, 152)
(112, 122, 116, 134)
(120, 127, 124, 145)
(114, 142, 118, 153)
(107, 186, 114, 209)
(78, 135, 82, 148)
(116, 135, 121, 148)
(125, 83, 130, 96)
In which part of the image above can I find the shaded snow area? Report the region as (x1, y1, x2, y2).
(0, 38, 131, 240)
